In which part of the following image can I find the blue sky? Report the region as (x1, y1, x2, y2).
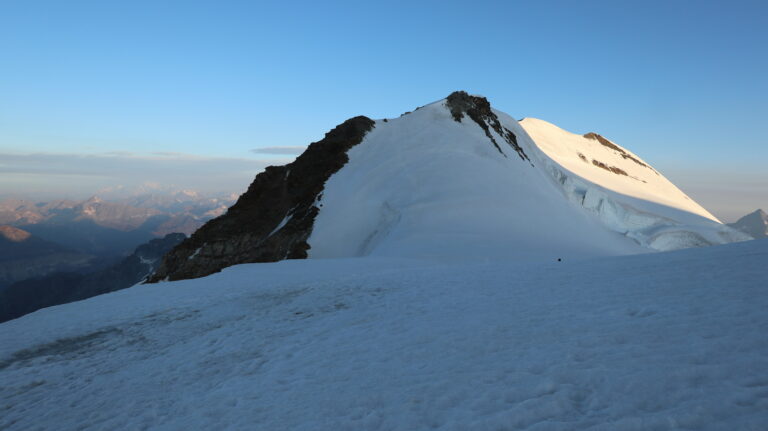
(1, 0, 766, 220)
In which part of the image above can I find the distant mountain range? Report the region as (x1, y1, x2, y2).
(0, 187, 237, 294)
(0, 189, 236, 257)
(728, 209, 768, 239)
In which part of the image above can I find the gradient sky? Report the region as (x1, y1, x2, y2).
(1, 0, 766, 220)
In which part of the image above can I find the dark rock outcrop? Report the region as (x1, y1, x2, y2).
(0, 233, 185, 323)
(146, 116, 376, 282)
(591, 159, 629, 176)
(583, 132, 651, 170)
(445, 91, 531, 163)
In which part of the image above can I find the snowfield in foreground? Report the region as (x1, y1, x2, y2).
(2, 239, 767, 430)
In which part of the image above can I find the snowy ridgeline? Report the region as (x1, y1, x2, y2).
(2, 239, 767, 430)
(305, 99, 746, 263)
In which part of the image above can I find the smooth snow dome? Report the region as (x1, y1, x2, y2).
(1, 239, 767, 430)
(308, 99, 745, 259)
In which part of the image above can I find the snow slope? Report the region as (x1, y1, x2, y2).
(519, 117, 747, 250)
(308, 100, 644, 261)
(2, 239, 767, 430)
(307, 97, 744, 261)
(520, 118, 715, 220)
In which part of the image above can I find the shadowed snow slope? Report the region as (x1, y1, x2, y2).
(2, 239, 767, 430)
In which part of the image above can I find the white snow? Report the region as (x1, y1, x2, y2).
(519, 118, 714, 220)
(309, 102, 645, 262)
(307, 100, 746, 260)
(518, 117, 749, 250)
(268, 213, 292, 238)
(1, 239, 767, 430)
(188, 247, 202, 261)
(139, 256, 156, 265)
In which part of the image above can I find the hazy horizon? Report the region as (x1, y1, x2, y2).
(0, 149, 761, 224)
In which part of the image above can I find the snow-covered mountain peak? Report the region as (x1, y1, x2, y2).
(519, 117, 723, 222)
(728, 209, 768, 239)
(149, 92, 746, 282)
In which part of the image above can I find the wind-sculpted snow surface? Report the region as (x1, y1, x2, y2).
(1, 240, 767, 430)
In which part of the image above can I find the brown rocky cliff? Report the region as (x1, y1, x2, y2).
(146, 115, 375, 282)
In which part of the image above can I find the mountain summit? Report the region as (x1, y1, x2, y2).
(728, 209, 768, 239)
(148, 92, 746, 282)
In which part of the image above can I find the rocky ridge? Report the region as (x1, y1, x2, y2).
(147, 116, 376, 282)
(445, 91, 531, 163)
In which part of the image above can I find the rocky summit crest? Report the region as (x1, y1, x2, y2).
(445, 91, 530, 162)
